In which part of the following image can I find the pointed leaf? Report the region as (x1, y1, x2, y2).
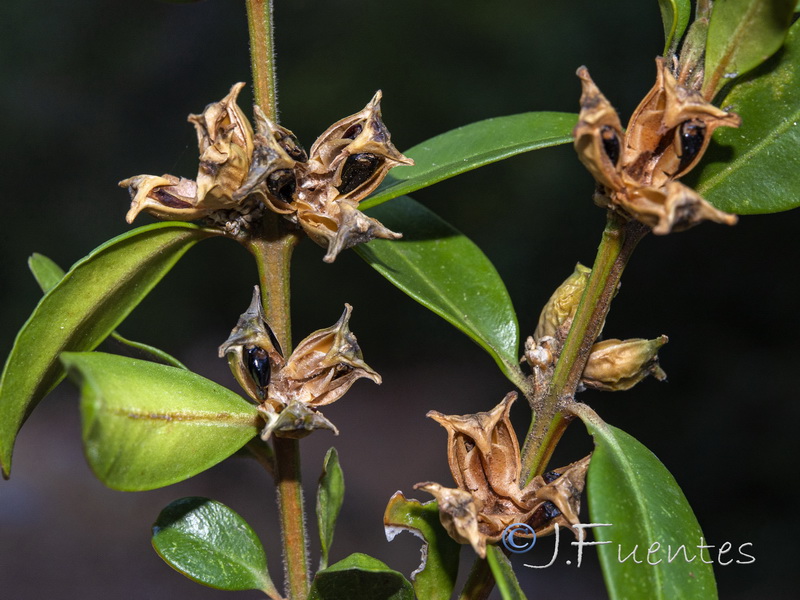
(152, 497, 280, 597)
(28, 253, 65, 292)
(658, 0, 692, 54)
(317, 447, 345, 570)
(383, 492, 460, 600)
(61, 352, 260, 491)
(1, 222, 216, 476)
(361, 112, 577, 209)
(703, 0, 795, 98)
(578, 413, 717, 600)
(695, 18, 800, 214)
(28, 253, 187, 370)
(357, 196, 521, 382)
(486, 545, 527, 600)
(309, 553, 414, 600)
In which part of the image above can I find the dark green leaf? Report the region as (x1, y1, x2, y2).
(317, 447, 345, 570)
(383, 492, 460, 600)
(695, 19, 800, 214)
(704, 0, 795, 98)
(361, 112, 577, 210)
(578, 414, 717, 600)
(61, 352, 260, 491)
(486, 545, 527, 600)
(309, 553, 414, 600)
(28, 253, 187, 370)
(0, 222, 216, 477)
(152, 497, 279, 597)
(658, 0, 692, 54)
(357, 197, 521, 384)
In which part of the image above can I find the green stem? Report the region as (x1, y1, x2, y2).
(246, 0, 279, 120)
(457, 557, 495, 600)
(245, 3, 308, 597)
(520, 213, 647, 482)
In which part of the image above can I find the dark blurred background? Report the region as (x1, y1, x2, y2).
(1, 1, 798, 598)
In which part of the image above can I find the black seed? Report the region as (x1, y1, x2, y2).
(543, 470, 562, 483)
(543, 501, 561, 520)
(337, 153, 381, 194)
(600, 125, 621, 166)
(342, 123, 363, 140)
(245, 345, 271, 394)
(267, 169, 297, 204)
(677, 120, 706, 173)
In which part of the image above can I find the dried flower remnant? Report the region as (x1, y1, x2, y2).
(120, 86, 412, 259)
(573, 58, 740, 234)
(582, 336, 668, 392)
(289, 91, 414, 262)
(121, 83, 255, 225)
(219, 291, 380, 440)
(413, 393, 590, 557)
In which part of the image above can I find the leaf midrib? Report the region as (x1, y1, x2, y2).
(698, 103, 800, 196)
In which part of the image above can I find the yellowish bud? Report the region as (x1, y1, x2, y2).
(582, 336, 668, 391)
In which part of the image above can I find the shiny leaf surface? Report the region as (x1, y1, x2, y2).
(309, 553, 414, 600)
(696, 19, 800, 213)
(384, 492, 460, 600)
(62, 352, 260, 491)
(358, 197, 521, 383)
(28, 253, 187, 370)
(361, 112, 577, 209)
(704, 0, 795, 98)
(578, 413, 717, 600)
(152, 497, 279, 597)
(658, 0, 692, 53)
(0, 222, 216, 476)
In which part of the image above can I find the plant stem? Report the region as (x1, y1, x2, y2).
(246, 0, 279, 120)
(520, 213, 647, 482)
(248, 222, 308, 600)
(457, 557, 495, 600)
(246, 3, 309, 597)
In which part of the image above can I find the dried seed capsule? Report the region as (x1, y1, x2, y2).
(218, 287, 284, 402)
(582, 335, 668, 391)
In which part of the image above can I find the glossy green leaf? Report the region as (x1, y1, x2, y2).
(358, 197, 521, 382)
(61, 352, 260, 491)
(578, 414, 717, 600)
(152, 497, 280, 598)
(658, 0, 692, 54)
(317, 447, 345, 570)
(704, 0, 795, 98)
(28, 253, 187, 370)
(0, 223, 215, 477)
(361, 112, 577, 210)
(309, 553, 414, 600)
(695, 19, 800, 214)
(486, 545, 527, 600)
(383, 492, 460, 600)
